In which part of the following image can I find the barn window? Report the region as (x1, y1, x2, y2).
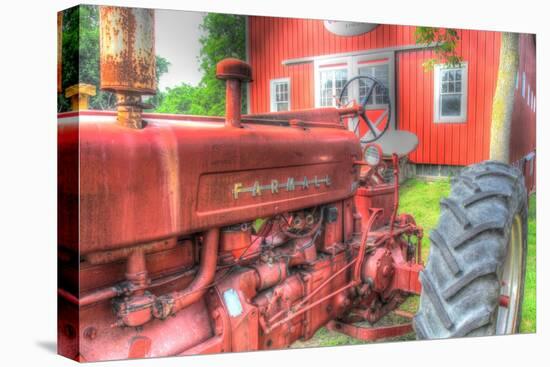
(318, 66, 348, 107)
(358, 63, 390, 106)
(434, 63, 468, 123)
(270, 78, 290, 112)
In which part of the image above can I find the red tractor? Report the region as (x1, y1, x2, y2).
(57, 7, 528, 362)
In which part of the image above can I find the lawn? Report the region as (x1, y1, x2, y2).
(292, 178, 536, 348)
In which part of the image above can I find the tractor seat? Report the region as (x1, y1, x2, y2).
(361, 129, 419, 158)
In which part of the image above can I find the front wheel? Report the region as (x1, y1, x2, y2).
(414, 161, 528, 339)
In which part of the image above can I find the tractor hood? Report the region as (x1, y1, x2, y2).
(58, 112, 362, 254)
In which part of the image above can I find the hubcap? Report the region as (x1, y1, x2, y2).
(496, 214, 523, 334)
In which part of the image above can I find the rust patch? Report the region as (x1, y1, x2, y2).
(99, 7, 156, 94)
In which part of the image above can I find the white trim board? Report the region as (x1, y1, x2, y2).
(282, 42, 438, 66)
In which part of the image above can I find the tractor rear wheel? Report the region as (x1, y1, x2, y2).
(414, 161, 528, 339)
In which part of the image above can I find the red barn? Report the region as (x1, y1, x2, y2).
(245, 17, 536, 190)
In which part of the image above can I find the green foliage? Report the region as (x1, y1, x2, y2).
(155, 83, 204, 115)
(415, 27, 462, 71)
(59, 5, 107, 111)
(59, 5, 169, 112)
(156, 13, 246, 116)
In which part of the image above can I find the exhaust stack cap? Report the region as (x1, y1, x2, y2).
(216, 58, 252, 82)
(216, 58, 252, 129)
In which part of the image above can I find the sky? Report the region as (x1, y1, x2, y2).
(155, 10, 206, 91)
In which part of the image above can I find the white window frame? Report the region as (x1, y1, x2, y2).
(313, 52, 395, 128)
(434, 63, 468, 123)
(314, 58, 350, 108)
(270, 78, 291, 112)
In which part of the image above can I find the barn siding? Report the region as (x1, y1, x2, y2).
(394, 30, 501, 166)
(249, 18, 418, 113)
(248, 17, 508, 166)
(509, 33, 536, 191)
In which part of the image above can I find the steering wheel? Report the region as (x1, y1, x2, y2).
(338, 75, 392, 144)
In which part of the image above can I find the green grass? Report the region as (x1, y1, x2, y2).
(398, 178, 451, 264)
(522, 194, 536, 333)
(291, 179, 536, 348)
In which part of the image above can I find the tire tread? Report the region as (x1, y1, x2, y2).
(414, 161, 528, 340)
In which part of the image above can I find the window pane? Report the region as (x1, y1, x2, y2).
(448, 82, 454, 93)
(373, 64, 389, 86)
(358, 68, 374, 104)
(441, 94, 461, 116)
(456, 70, 462, 81)
(455, 81, 461, 93)
(320, 70, 334, 106)
(359, 63, 389, 105)
(442, 71, 449, 81)
(323, 76, 333, 90)
(359, 79, 368, 100)
(335, 69, 348, 104)
(376, 94, 387, 105)
(274, 82, 289, 103)
(276, 102, 289, 112)
(441, 82, 448, 93)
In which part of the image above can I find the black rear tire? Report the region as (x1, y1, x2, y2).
(414, 161, 528, 339)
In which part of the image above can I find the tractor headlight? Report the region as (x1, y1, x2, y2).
(363, 143, 382, 167)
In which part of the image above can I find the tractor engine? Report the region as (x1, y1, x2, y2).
(57, 8, 423, 362)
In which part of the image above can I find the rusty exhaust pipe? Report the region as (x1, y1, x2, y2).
(110, 229, 219, 327)
(99, 6, 156, 129)
(216, 58, 252, 128)
(153, 228, 220, 319)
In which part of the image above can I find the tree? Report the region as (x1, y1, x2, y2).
(59, 5, 169, 112)
(415, 27, 519, 163)
(155, 83, 204, 115)
(489, 33, 519, 163)
(156, 13, 246, 116)
(414, 27, 461, 70)
(196, 13, 247, 116)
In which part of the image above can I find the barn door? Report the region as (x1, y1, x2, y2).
(313, 51, 396, 138)
(351, 52, 396, 138)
